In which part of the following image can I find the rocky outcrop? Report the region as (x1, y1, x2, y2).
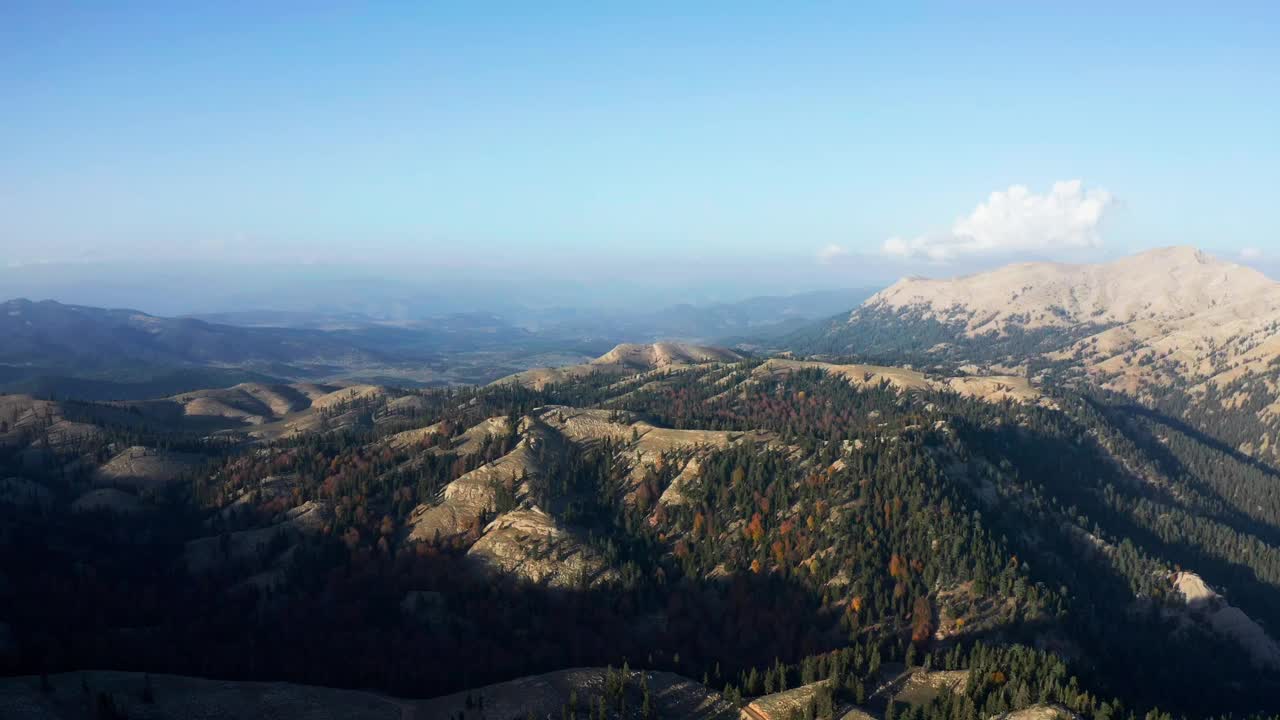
(742, 680, 834, 720)
(1172, 571, 1280, 669)
(989, 705, 1082, 720)
(467, 507, 619, 589)
(495, 342, 745, 390)
(406, 418, 561, 542)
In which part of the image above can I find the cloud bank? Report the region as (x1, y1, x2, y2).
(816, 243, 850, 265)
(884, 180, 1115, 262)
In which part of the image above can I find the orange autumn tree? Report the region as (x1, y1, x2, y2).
(888, 553, 907, 579)
(911, 595, 934, 644)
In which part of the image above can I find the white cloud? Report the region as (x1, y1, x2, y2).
(817, 243, 850, 264)
(1240, 247, 1263, 259)
(884, 180, 1115, 262)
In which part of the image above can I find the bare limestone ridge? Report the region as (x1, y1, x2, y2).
(591, 342, 746, 370)
(855, 246, 1280, 394)
(406, 416, 562, 542)
(386, 415, 511, 453)
(401, 406, 775, 588)
(871, 247, 1272, 333)
(1171, 571, 1280, 669)
(889, 669, 970, 707)
(741, 680, 836, 720)
(402, 407, 763, 544)
(532, 405, 773, 494)
(0, 395, 107, 451)
(468, 507, 620, 589)
(752, 359, 1050, 406)
(989, 705, 1082, 720)
(494, 341, 747, 390)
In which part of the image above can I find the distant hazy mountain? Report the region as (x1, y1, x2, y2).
(0, 298, 388, 369)
(189, 288, 880, 345)
(0, 299, 581, 398)
(0, 288, 874, 401)
(508, 288, 880, 343)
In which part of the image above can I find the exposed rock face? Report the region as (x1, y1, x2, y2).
(891, 669, 971, 707)
(742, 680, 833, 720)
(467, 507, 619, 589)
(1172, 571, 1280, 669)
(533, 405, 772, 498)
(406, 418, 559, 542)
(989, 705, 1082, 720)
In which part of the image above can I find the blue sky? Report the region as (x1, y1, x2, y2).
(2, 2, 1278, 309)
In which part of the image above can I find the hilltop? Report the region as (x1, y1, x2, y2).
(801, 246, 1280, 388)
(493, 341, 747, 389)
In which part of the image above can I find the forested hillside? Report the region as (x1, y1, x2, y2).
(2, 351, 1279, 718)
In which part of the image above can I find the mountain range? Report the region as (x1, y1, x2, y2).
(3, 247, 1280, 719)
(788, 246, 1280, 463)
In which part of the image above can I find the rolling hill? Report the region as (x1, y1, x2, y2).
(4, 347, 1280, 717)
